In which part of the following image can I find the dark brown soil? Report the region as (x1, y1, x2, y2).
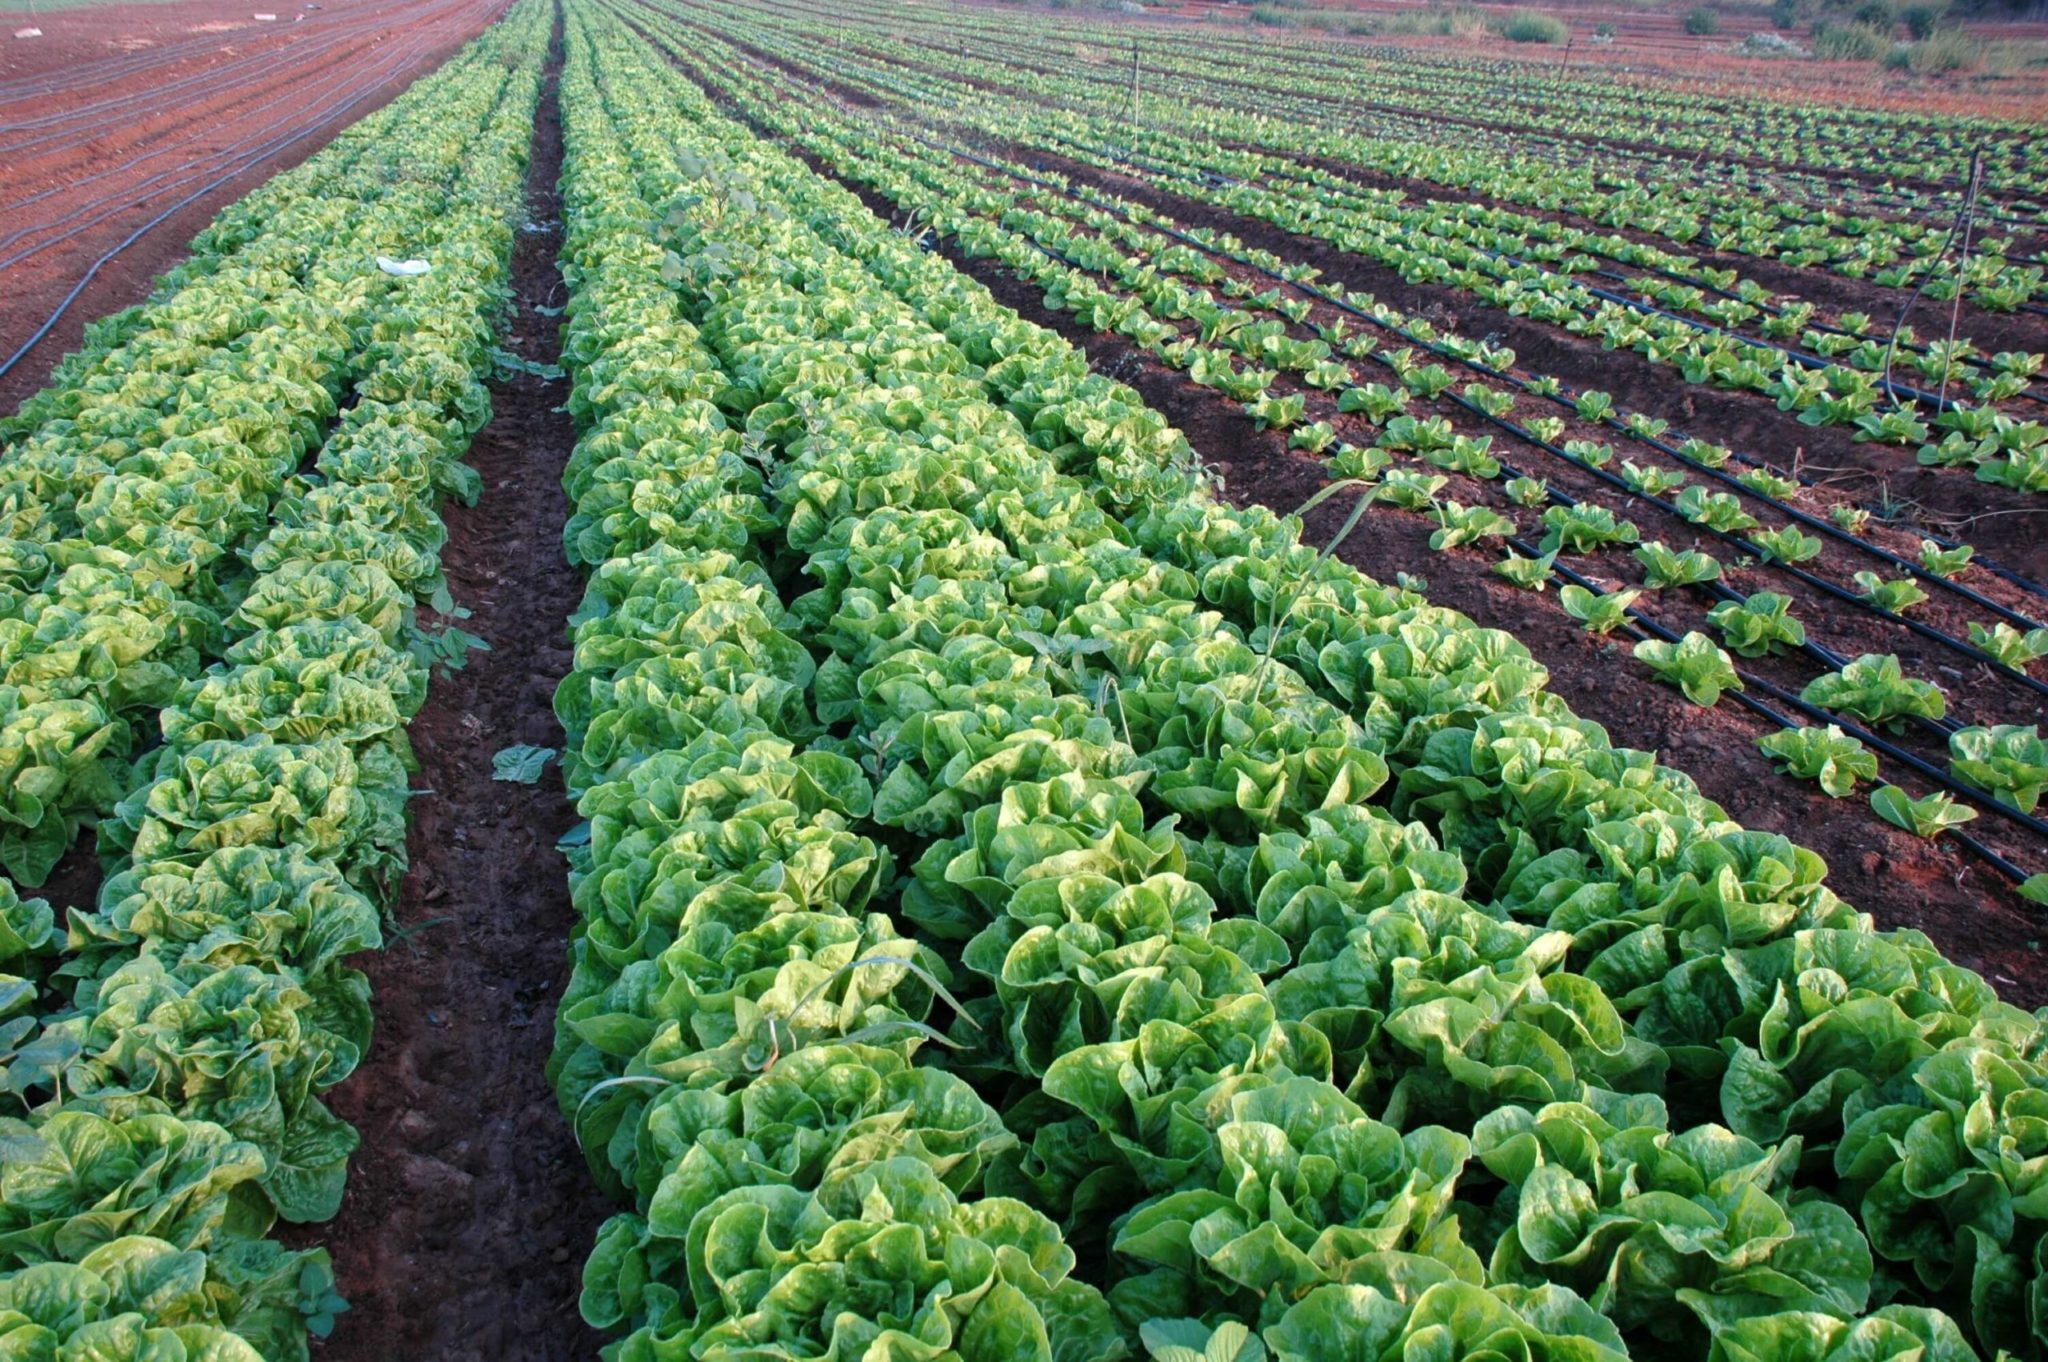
(0, 0, 511, 416)
(667, 16, 2048, 583)
(310, 23, 609, 1359)
(947, 169, 2048, 756)
(1269, 149, 2048, 362)
(749, 113, 2048, 1007)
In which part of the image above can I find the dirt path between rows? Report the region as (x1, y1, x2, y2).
(311, 13, 609, 1357)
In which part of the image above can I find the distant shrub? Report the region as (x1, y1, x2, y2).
(1248, 2, 1380, 31)
(1772, 0, 1802, 26)
(1813, 20, 1890, 56)
(1900, 0, 1949, 34)
(1499, 11, 1570, 41)
(1685, 6, 1723, 31)
(1595, 21, 1619, 34)
(1737, 28, 1811, 52)
(1383, 4, 1488, 36)
(1905, 24, 1982, 66)
(1853, 0, 1896, 27)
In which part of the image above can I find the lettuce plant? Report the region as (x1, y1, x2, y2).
(1635, 633, 1743, 706)
(1947, 724, 2047, 812)
(1635, 541, 1722, 589)
(1709, 593, 1805, 658)
(1800, 655, 1945, 730)
(1757, 726, 1877, 796)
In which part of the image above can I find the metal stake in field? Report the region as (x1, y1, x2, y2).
(1880, 143, 1984, 413)
(1938, 147, 1985, 413)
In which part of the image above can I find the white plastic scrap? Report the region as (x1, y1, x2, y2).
(375, 256, 433, 277)
(13, 27, 42, 37)
(253, 12, 277, 19)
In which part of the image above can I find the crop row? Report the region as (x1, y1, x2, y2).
(650, 0, 2048, 510)
(595, 3, 2048, 901)
(548, 5, 2048, 1360)
(684, 0, 2048, 310)
(0, 8, 546, 1357)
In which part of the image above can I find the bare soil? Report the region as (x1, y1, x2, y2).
(0, 0, 511, 415)
(308, 26, 609, 1359)
(1015, 0, 2048, 122)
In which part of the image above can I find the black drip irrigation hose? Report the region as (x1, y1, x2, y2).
(721, 0, 2048, 288)
(0, 28, 381, 163)
(0, 0, 465, 139)
(1057, 132, 1978, 418)
(1174, 146, 2048, 406)
(1098, 43, 2048, 231)
(0, 42, 429, 273)
(786, 112, 2048, 835)
(1530, 546, 2040, 888)
(0, 49, 382, 246)
(749, 0, 2048, 248)
(923, 131, 2048, 634)
(1023, 142, 2048, 611)
(908, 6, 2023, 218)
(685, 25, 2048, 890)
(771, 16, 2048, 313)
(782, 5, 2046, 241)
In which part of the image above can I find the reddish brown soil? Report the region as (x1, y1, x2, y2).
(671, 22, 2048, 582)
(961, 176, 2048, 752)
(0, 0, 512, 415)
(1267, 149, 2048, 362)
(734, 100, 2048, 1006)
(309, 33, 608, 1360)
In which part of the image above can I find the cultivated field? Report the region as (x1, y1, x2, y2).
(0, 0, 2043, 1358)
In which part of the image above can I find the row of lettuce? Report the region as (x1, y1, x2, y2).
(672, 0, 2046, 314)
(623, 6, 2048, 881)
(647, 0, 2046, 498)
(549, 6, 2047, 1361)
(0, 7, 546, 1358)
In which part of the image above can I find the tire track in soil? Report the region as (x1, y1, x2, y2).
(310, 12, 610, 1358)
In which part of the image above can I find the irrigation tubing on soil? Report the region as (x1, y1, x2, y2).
(0, 0, 481, 141)
(1155, 140, 2048, 402)
(922, 129, 2048, 627)
(1060, 133, 1978, 416)
(771, 103, 2048, 857)
(0, 42, 434, 269)
(0, 54, 398, 248)
(1536, 547, 2043, 888)
(724, 34, 2048, 602)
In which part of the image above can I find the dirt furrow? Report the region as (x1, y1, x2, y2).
(312, 14, 608, 1357)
